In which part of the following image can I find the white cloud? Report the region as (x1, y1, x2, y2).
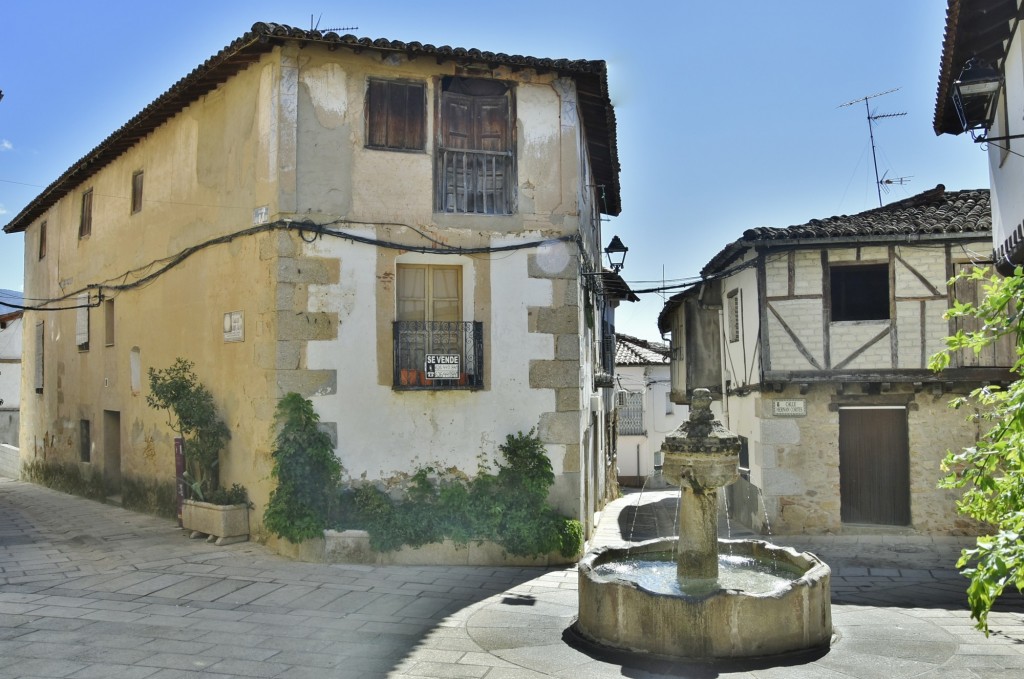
(0, 140, 11, 151)
(0, 204, 6, 216)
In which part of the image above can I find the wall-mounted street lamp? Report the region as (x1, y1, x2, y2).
(953, 57, 1003, 137)
(604, 235, 628, 273)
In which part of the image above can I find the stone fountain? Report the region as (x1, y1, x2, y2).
(575, 389, 832, 660)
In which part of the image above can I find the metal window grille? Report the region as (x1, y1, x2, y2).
(437, 149, 513, 214)
(393, 320, 484, 390)
(617, 391, 645, 435)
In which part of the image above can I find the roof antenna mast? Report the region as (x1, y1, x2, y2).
(839, 88, 908, 207)
(310, 13, 357, 33)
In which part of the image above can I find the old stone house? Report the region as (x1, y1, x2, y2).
(658, 187, 1008, 535)
(1, 23, 626, 542)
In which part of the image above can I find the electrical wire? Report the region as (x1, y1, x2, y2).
(12, 218, 582, 312)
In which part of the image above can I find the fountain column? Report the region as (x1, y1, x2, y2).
(659, 389, 741, 584)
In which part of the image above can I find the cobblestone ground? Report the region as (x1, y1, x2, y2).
(1, 480, 1023, 678)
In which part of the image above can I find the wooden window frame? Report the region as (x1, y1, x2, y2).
(829, 263, 890, 322)
(80, 419, 91, 463)
(435, 77, 515, 215)
(79, 189, 93, 238)
(366, 78, 426, 152)
(396, 264, 462, 323)
(104, 298, 115, 347)
(76, 294, 90, 351)
(727, 289, 741, 343)
(131, 170, 144, 214)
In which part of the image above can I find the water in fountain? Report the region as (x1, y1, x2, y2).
(594, 550, 804, 596)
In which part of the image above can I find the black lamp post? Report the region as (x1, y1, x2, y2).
(604, 235, 628, 273)
(953, 57, 1003, 134)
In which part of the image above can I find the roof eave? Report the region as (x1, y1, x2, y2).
(4, 23, 621, 233)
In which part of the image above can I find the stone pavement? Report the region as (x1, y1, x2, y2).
(1, 480, 1022, 678)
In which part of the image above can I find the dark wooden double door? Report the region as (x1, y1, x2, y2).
(838, 407, 910, 526)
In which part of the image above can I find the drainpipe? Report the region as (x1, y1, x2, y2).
(718, 307, 730, 429)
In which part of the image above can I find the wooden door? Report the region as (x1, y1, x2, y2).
(838, 407, 910, 525)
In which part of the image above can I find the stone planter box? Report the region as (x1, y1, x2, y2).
(181, 499, 249, 545)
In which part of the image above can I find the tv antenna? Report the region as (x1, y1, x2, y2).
(310, 13, 357, 33)
(839, 87, 907, 207)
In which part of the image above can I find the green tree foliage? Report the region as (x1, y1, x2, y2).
(930, 265, 1024, 634)
(348, 428, 584, 558)
(147, 358, 230, 501)
(264, 393, 342, 543)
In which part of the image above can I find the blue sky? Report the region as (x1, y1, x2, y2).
(0, 1, 988, 339)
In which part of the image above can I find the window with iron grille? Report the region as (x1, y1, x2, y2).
(394, 264, 482, 389)
(436, 77, 514, 215)
(617, 391, 645, 435)
(366, 79, 425, 151)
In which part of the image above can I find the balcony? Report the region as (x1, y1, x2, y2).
(393, 321, 484, 390)
(436, 149, 513, 215)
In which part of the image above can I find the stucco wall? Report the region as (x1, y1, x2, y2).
(16, 39, 611, 535)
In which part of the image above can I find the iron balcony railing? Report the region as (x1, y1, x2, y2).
(393, 320, 484, 390)
(437, 148, 513, 215)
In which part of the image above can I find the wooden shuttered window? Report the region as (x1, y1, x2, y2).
(366, 79, 425, 151)
(951, 263, 1015, 368)
(76, 294, 90, 351)
(79, 189, 93, 238)
(131, 171, 144, 214)
(436, 77, 513, 215)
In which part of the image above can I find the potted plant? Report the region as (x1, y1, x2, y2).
(148, 358, 249, 545)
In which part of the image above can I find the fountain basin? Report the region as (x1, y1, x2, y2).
(576, 537, 832, 660)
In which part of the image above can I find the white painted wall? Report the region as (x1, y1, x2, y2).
(615, 363, 688, 480)
(305, 230, 559, 481)
(989, 26, 1024, 255)
(0, 316, 22, 410)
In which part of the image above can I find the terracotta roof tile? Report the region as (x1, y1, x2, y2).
(615, 334, 668, 366)
(703, 186, 990, 276)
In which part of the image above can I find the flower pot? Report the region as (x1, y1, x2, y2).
(181, 499, 249, 545)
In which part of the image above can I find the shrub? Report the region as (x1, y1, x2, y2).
(147, 358, 230, 501)
(263, 393, 342, 543)
(342, 428, 583, 559)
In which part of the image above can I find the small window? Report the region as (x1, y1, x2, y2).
(76, 294, 90, 351)
(727, 289, 741, 342)
(665, 391, 674, 415)
(617, 391, 645, 435)
(38, 220, 47, 260)
(131, 171, 144, 214)
(830, 264, 890, 321)
(130, 347, 142, 395)
(80, 419, 91, 463)
(366, 79, 425, 151)
(34, 322, 44, 394)
(79, 189, 93, 238)
(104, 299, 115, 347)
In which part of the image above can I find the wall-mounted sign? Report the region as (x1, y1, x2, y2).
(223, 311, 244, 343)
(426, 354, 459, 379)
(772, 399, 807, 417)
(252, 205, 269, 225)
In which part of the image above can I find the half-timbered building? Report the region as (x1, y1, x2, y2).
(659, 187, 1008, 535)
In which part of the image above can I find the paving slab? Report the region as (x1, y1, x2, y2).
(2, 479, 1024, 677)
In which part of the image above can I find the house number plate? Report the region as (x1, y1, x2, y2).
(772, 399, 807, 417)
